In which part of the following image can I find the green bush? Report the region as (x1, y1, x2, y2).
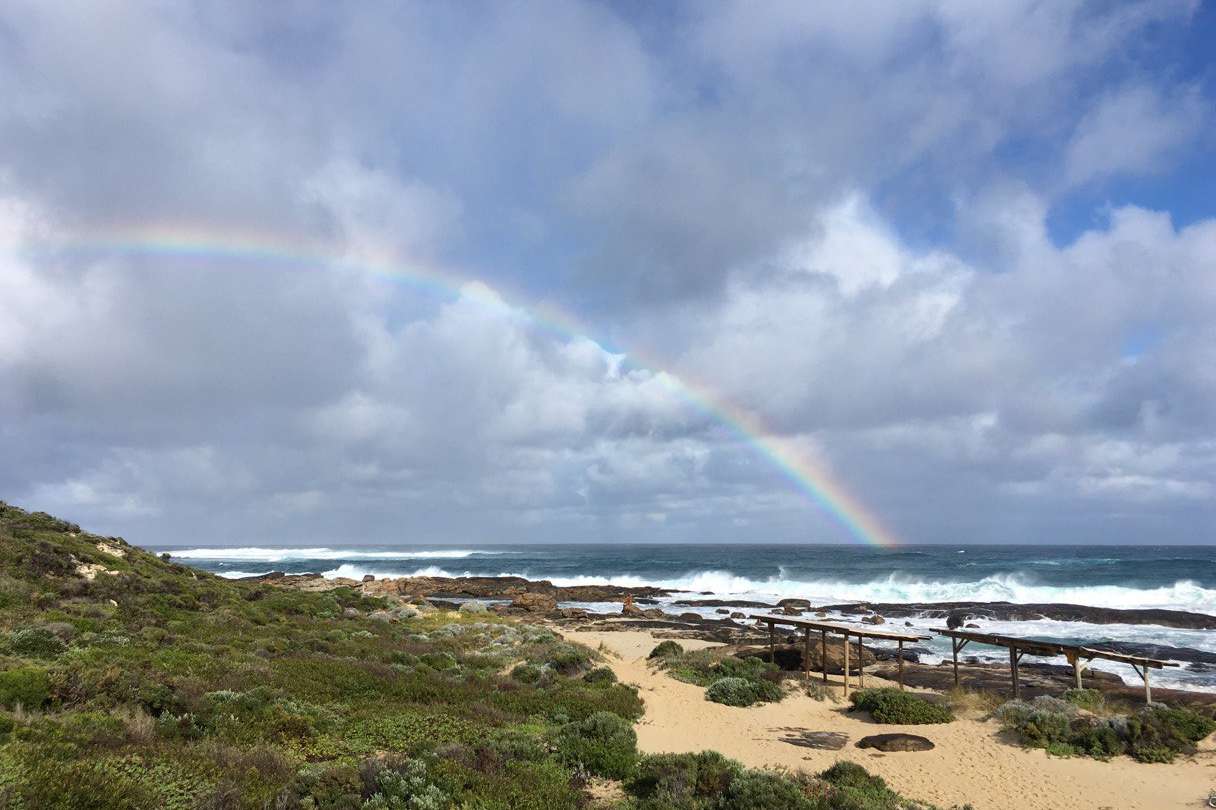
(511, 663, 544, 684)
(849, 688, 954, 724)
(9, 626, 68, 658)
(626, 754, 921, 810)
(996, 698, 1216, 763)
(0, 667, 50, 709)
(582, 666, 617, 686)
(723, 769, 815, 809)
(552, 710, 637, 779)
(648, 640, 684, 660)
(627, 751, 741, 809)
(1062, 688, 1104, 711)
(545, 643, 593, 675)
(705, 677, 782, 708)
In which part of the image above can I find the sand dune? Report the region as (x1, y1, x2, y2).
(564, 629, 1216, 810)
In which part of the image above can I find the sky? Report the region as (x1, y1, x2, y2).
(1, 0, 1215, 547)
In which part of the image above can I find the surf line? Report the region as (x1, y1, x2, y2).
(38, 223, 900, 548)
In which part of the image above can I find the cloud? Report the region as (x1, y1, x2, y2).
(1064, 82, 1208, 187)
(0, 1, 1213, 545)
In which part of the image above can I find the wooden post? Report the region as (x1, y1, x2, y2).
(1066, 652, 1083, 690)
(857, 637, 865, 689)
(820, 630, 828, 684)
(1009, 646, 1020, 699)
(951, 638, 960, 688)
(897, 640, 905, 690)
(803, 628, 810, 682)
(842, 632, 850, 696)
(768, 622, 775, 664)
(1132, 663, 1152, 705)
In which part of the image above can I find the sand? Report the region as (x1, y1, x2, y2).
(565, 628, 1216, 810)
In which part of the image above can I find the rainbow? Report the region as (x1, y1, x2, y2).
(33, 223, 900, 548)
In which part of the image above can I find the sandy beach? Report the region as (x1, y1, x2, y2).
(564, 627, 1216, 810)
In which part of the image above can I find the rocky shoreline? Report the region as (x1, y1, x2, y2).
(248, 570, 1216, 629)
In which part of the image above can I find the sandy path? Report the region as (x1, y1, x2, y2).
(566, 629, 1216, 810)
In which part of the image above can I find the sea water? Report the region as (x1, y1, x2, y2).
(161, 543, 1216, 692)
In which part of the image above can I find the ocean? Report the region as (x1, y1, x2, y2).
(161, 543, 1216, 692)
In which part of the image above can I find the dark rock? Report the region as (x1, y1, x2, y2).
(823, 600, 1216, 631)
(679, 612, 704, 623)
(857, 733, 934, 752)
(512, 592, 557, 613)
(781, 606, 803, 616)
(965, 622, 980, 629)
(861, 615, 885, 625)
(362, 574, 375, 583)
(716, 608, 731, 614)
(778, 598, 811, 610)
(730, 612, 746, 619)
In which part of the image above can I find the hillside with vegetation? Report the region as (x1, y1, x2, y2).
(0, 501, 942, 809)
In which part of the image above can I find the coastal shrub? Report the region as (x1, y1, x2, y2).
(545, 643, 593, 675)
(626, 751, 742, 808)
(582, 666, 617, 686)
(552, 710, 637, 779)
(420, 651, 457, 671)
(1062, 688, 1104, 712)
(705, 677, 782, 708)
(996, 699, 1216, 763)
(8, 625, 68, 657)
(648, 640, 684, 660)
(362, 758, 451, 810)
(511, 663, 545, 684)
(724, 768, 816, 809)
(626, 754, 924, 810)
(849, 688, 953, 724)
(0, 666, 51, 709)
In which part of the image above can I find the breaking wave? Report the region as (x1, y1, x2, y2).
(310, 566, 1216, 614)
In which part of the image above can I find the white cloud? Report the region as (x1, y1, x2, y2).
(1065, 82, 1208, 186)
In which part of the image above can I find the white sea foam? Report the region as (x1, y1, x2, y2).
(163, 547, 512, 562)
(303, 565, 1216, 615)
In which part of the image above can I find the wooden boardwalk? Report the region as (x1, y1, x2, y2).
(754, 614, 930, 694)
(936, 627, 1178, 703)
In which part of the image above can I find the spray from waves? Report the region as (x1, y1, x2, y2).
(164, 547, 514, 562)
(308, 566, 1216, 614)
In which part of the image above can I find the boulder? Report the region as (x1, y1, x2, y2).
(781, 606, 804, 616)
(642, 608, 666, 619)
(513, 592, 558, 613)
(362, 574, 375, 583)
(856, 733, 934, 752)
(965, 622, 980, 629)
(946, 610, 969, 630)
(716, 608, 731, 615)
(777, 598, 811, 610)
(730, 612, 746, 619)
(861, 615, 885, 625)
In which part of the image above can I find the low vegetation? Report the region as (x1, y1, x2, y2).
(651, 646, 786, 708)
(849, 688, 954, 725)
(995, 693, 1216, 762)
(0, 501, 957, 807)
(624, 753, 950, 809)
